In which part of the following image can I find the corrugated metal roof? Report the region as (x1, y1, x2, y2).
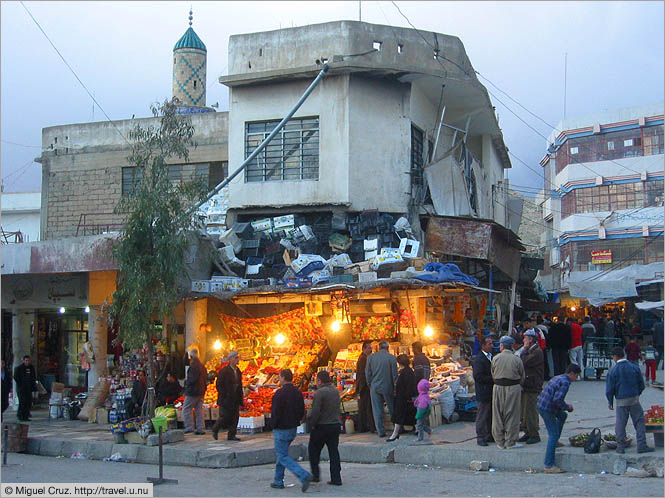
(174, 27, 206, 51)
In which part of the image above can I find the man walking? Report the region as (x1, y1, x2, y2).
(183, 347, 207, 435)
(567, 318, 583, 374)
(212, 350, 243, 441)
(14, 355, 37, 421)
(365, 341, 397, 438)
(473, 336, 494, 446)
(270, 369, 313, 492)
(308, 371, 342, 486)
(606, 347, 655, 454)
(355, 341, 375, 433)
(491, 336, 525, 449)
(518, 329, 544, 444)
(537, 364, 580, 473)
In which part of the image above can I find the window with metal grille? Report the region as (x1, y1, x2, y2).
(245, 117, 319, 182)
(411, 124, 424, 189)
(121, 166, 142, 196)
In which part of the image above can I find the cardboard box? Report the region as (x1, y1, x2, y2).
(51, 382, 65, 393)
(251, 218, 272, 233)
(96, 407, 109, 425)
(191, 280, 211, 293)
(358, 271, 378, 283)
(273, 214, 295, 230)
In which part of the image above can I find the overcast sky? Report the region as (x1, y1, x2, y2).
(1, 1, 663, 196)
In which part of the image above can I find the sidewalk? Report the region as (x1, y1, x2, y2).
(5, 376, 663, 475)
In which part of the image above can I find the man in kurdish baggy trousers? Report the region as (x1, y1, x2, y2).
(491, 336, 525, 449)
(270, 369, 313, 492)
(537, 364, 580, 473)
(605, 347, 655, 454)
(518, 328, 544, 444)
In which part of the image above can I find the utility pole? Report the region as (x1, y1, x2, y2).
(359, 0, 362, 22)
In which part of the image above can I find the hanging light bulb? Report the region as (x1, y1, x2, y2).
(423, 325, 434, 338)
(58, 307, 66, 314)
(84, 306, 90, 313)
(213, 339, 222, 351)
(570, 306, 577, 312)
(274, 333, 286, 345)
(331, 320, 341, 333)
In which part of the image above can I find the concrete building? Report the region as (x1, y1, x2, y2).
(1, 191, 41, 242)
(221, 21, 512, 228)
(3, 18, 527, 393)
(538, 102, 664, 311)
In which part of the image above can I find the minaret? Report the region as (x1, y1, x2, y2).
(172, 9, 207, 107)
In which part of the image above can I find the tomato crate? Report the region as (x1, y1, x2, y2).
(237, 415, 265, 434)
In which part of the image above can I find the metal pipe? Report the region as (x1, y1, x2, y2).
(431, 105, 446, 163)
(186, 64, 330, 218)
(508, 280, 517, 335)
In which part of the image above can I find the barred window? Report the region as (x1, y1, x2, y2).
(411, 124, 424, 189)
(245, 117, 319, 182)
(121, 167, 142, 196)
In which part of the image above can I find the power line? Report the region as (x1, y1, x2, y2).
(1, 159, 35, 182)
(20, 2, 129, 145)
(389, 1, 654, 183)
(1, 140, 41, 149)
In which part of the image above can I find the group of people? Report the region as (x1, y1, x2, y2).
(473, 322, 547, 451)
(356, 340, 432, 442)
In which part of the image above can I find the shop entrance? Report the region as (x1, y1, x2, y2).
(37, 312, 88, 392)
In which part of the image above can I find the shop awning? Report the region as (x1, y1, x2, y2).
(424, 215, 524, 281)
(635, 301, 664, 311)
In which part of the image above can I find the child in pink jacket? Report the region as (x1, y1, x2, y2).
(414, 379, 432, 441)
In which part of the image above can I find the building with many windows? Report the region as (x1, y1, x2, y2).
(538, 102, 664, 311)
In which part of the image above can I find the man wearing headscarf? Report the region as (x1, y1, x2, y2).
(491, 336, 525, 449)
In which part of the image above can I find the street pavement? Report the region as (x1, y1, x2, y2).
(3, 368, 663, 476)
(2, 453, 664, 497)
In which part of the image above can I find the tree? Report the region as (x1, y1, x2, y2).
(110, 98, 206, 419)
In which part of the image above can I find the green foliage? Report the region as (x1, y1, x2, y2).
(110, 99, 206, 351)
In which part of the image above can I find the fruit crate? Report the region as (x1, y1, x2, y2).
(237, 415, 265, 434)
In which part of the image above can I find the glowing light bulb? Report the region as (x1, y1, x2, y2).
(84, 306, 90, 313)
(213, 339, 222, 351)
(570, 306, 577, 312)
(423, 325, 434, 338)
(274, 333, 286, 345)
(331, 320, 341, 333)
(58, 307, 66, 314)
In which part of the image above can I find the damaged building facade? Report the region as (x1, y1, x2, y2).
(2, 20, 528, 394)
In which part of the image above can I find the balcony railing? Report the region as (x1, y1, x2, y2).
(76, 213, 124, 237)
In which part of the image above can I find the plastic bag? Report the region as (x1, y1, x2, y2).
(438, 388, 456, 420)
(584, 428, 602, 454)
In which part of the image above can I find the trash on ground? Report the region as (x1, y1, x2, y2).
(103, 452, 129, 463)
(70, 452, 89, 459)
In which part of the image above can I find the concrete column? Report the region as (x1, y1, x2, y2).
(12, 309, 33, 409)
(87, 305, 108, 386)
(185, 298, 208, 362)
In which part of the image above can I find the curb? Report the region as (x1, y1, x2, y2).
(23, 436, 663, 475)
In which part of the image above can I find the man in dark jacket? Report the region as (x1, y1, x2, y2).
(473, 336, 494, 446)
(2, 359, 12, 415)
(14, 355, 37, 421)
(183, 347, 207, 435)
(212, 351, 244, 441)
(355, 341, 375, 433)
(412, 341, 431, 383)
(548, 318, 571, 375)
(130, 370, 147, 418)
(308, 370, 342, 486)
(156, 372, 182, 406)
(518, 329, 545, 444)
(606, 347, 654, 454)
(270, 369, 313, 491)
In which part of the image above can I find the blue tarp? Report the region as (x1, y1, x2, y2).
(413, 262, 479, 286)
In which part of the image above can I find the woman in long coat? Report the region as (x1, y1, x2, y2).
(386, 354, 418, 441)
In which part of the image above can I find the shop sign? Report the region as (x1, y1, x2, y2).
(591, 250, 612, 264)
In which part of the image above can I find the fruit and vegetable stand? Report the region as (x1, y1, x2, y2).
(645, 405, 664, 447)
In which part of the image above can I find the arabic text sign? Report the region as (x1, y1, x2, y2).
(591, 250, 612, 264)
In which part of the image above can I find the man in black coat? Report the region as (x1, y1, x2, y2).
(183, 347, 207, 435)
(473, 336, 495, 446)
(2, 359, 12, 415)
(355, 341, 375, 433)
(212, 351, 244, 441)
(548, 318, 571, 375)
(14, 355, 37, 421)
(130, 370, 147, 418)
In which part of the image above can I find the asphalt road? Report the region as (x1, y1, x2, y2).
(1, 454, 662, 497)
